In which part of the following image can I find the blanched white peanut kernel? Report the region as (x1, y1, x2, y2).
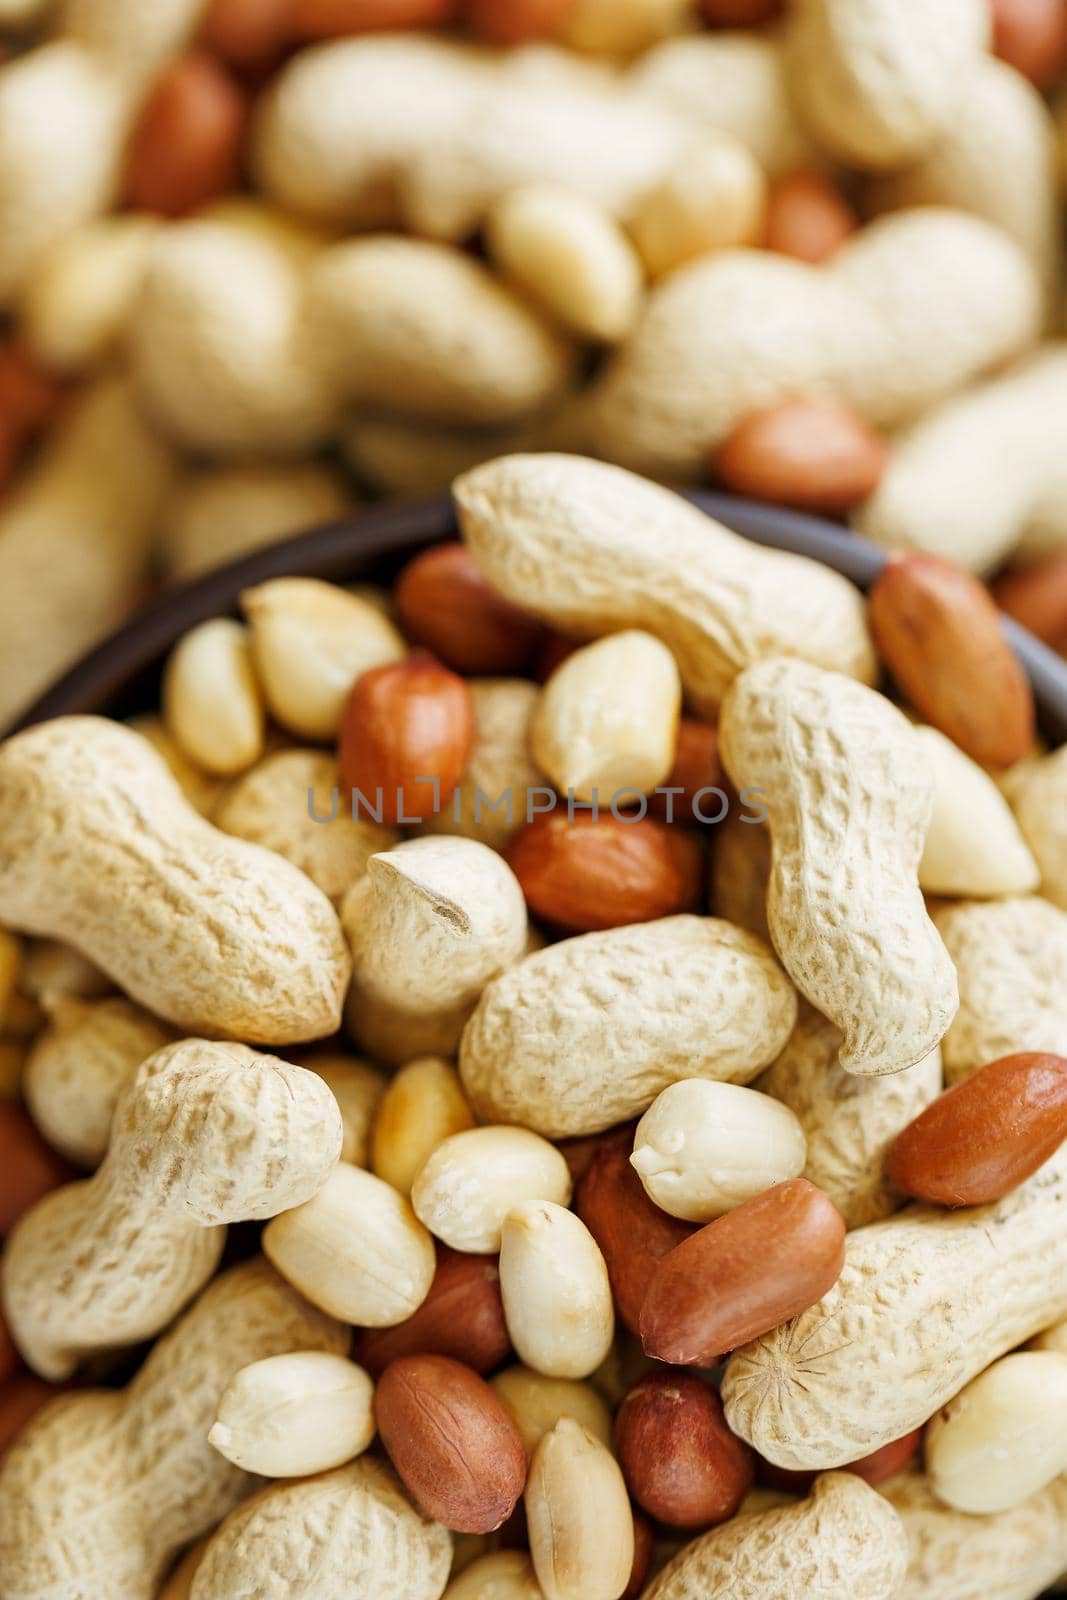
(631, 1079, 807, 1222)
(301, 1052, 387, 1168)
(490, 1365, 614, 1459)
(443, 1551, 545, 1600)
(526, 1419, 634, 1600)
(264, 1161, 436, 1327)
(215, 749, 398, 905)
(499, 1202, 614, 1380)
(371, 1057, 475, 1197)
(532, 630, 681, 802)
(242, 577, 405, 743)
(343, 837, 529, 1064)
(162, 619, 265, 779)
(24, 993, 172, 1167)
(917, 726, 1039, 898)
(412, 1126, 572, 1254)
(925, 1352, 1067, 1515)
(209, 1352, 375, 1479)
(630, 137, 767, 279)
(486, 182, 644, 344)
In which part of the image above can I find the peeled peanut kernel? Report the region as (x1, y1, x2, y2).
(886, 1052, 1067, 1206)
(506, 813, 702, 933)
(715, 400, 888, 515)
(927, 1351, 1067, 1513)
(443, 1551, 544, 1599)
(421, 678, 542, 852)
(209, 1351, 374, 1478)
(564, 0, 697, 58)
(357, 1246, 511, 1377)
(124, 50, 247, 218)
(395, 545, 545, 677)
(162, 618, 264, 778)
(127, 715, 229, 818)
(917, 725, 1039, 898)
(533, 630, 681, 802)
(264, 1161, 436, 1326)
(300, 1051, 386, 1167)
(526, 1418, 634, 1600)
(614, 1372, 754, 1529)
(242, 577, 405, 742)
(640, 1178, 846, 1365)
(412, 1126, 572, 1254)
(762, 169, 857, 263)
(491, 1365, 613, 1459)
(499, 1201, 614, 1380)
(630, 138, 767, 279)
(375, 1354, 528, 1535)
(371, 1057, 475, 1197)
(487, 183, 644, 344)
(631, 1080, 807, 1223)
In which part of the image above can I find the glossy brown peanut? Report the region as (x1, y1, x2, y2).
(622, 1509, 654, 1600)
(886, 1053, 1067, 1206)
(0, 1378, 58, 1464)
(395, 544, 544, 675)
(716, 400, 888, 514)
(647, 720, 721, 823)
(576, 1131, 694, 1335)
(466, 0, 574, 44)
(992, 554, 1067, 649)
(124, 52, 248, 217)
(0, 1102, 75, 1238)
(762, 170, 858, 264)
(639, 1179, 846, 1365)
(614, 1373, 754, 1529)
(291, 0, 457, 32)
(375, 1354, 527, 1533)
(200, 0, 295, 69)
(339, 652, 474, 826)
(868, 551, 1035, 769)
(354, 1246, 511, 1378)
(991, 0, 1067, 86)
(506, 813, 702, 934)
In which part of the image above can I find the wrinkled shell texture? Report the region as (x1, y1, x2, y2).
(190, 1457, 452, 1600)
(644, 1472, 908, 1600)
(214, 749, 397, 904)
(3, 1039, 341, 1379)
(759, 1005, 943, 1228)
(884, 1466, 1067, 1600)
(933, 896, 1067, 1081)
(460, 915, 797, 1138)
(0, 1260, 347, 1600)
(0, 718, 349, 1043)
(722, 1146, 1067, 1469)
(456, 454, 875, 716)
(721, 658, 958, 1076)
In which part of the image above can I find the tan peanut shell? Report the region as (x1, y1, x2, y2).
(786, 0, 989, 169)
(587, 210, 1039, 479)
(721, 659, 958, 1075)
(721, 1146, 1067, 1470)
(0, 717, 350, 1044)
(23, 993, 172, 1167)
(421, 679, 542, 851)
(643, 1472, 908, 1600)
(932, 895, 1067, 1082)
(190, 1457, 452, 1600)
(1009, 743, 1067, 910)
(21, 212, 160, 374)
(343, 837, 528, 1064)
(460, 915, 797, 1138)
(759, 1005, 942, 1229)
(215, 749, 398, 905)
(163, 463, 354, 580)
(455, 454, 876, 717)
(883, 1465, 1067, 1600)
(855, 348, 1067, 575)
(0, 1259, 347, 1600)
(3, 1039, 342, 1379)
(0, 378, 174, 728)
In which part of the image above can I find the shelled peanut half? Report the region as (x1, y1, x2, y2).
(1, 0, 1067, 724)
(0, 451, 1066, 1598)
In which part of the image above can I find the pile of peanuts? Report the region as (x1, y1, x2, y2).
(1, 447, 1067, 1600)
(2, 0, 1067, 729)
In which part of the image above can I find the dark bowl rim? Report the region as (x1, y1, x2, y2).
(11, 489, 1067, 744)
